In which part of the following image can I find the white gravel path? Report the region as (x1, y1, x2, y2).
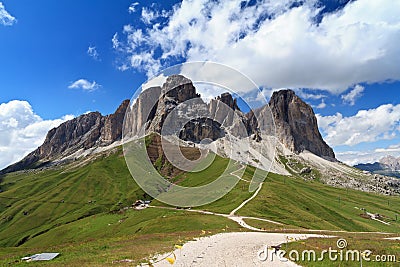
(150, 232, 330, 267)
(385, 237, 400, 240)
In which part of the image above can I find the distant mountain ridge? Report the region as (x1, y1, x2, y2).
(355, 155, 400, 178)
(380, 155, 400, 170)
(1, 75, 335, 174)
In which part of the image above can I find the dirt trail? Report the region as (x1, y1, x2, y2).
(146, 164, 395, 266)
(230, 182, 262, 216)
(150, 232, 330, 267)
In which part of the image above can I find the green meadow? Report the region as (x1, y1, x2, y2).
(0, 147, 399, 266)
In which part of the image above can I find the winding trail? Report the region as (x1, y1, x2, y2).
(149, 165, 394, 235)
(230, 182, 262, 216)
(150, 164, 283, 231)
(227, 165, 282, 229)
(146, 164, 397, 266)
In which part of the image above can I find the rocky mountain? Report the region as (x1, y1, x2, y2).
(1, 74, 335, 174)
(268, 90, 335, 159)
(355, 155, 400, 178)
(380, 155, 400, 170)
(0, 100, 129, 174)
(125, 74, 247, 140)
(125, 75, 334, 157)
(354, 162, 386, 172)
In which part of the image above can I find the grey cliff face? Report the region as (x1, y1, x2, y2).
(1, 100, 129, 174)
(126, 77, 333, 160)
(101, 99, 130, 144)
(268, 89, 335, 159)
(216, 92, 239, 111)
(147, 75, 201, 134)
(380, 155, 400, 170)
(127, 75, 226, 143)
(179, 118, 225, 143)
(2, 75, 336, 174)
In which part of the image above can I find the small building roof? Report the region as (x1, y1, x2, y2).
(22, 253, 60, 261)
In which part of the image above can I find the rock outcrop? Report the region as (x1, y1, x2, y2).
(123, 86, 162, 138)
(0, 100, 129, 174)
(380, 155, 400, 170)
(216, 92, 239, 111)
(126, 77, 333, 160)
(2, 75, 336, 174)
(268, 90, 335, 159)
(147, 75, 201, 134)
(179, 118, 225, 143)
(101, 99, 130, 144)
(127, 75, 228, 143)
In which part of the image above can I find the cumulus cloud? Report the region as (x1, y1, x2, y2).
(317, 104, 400, 147)
(341, 84, 364, 105)
(0, 2, 16, 26)
(68, 79, 100, 92)
(115, 0, 400, 94)
(0, 100, 73, 169)
(141, 7, 156, 24)
(87, 46, 100, 61)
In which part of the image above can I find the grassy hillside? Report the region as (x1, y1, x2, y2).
(0, 147, 242, 266)
(0, 148, 146, 247)
(0, 145, 399, 265)
(237, 168, 400, 233)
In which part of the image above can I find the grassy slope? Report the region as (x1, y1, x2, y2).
(0, 148, 241, 266)
(0, 147, 399, 265)
(286, 233, 400, 267)
(0, 149, 146, 247)
(238, 169, 400, 233)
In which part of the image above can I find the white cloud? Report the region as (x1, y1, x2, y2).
(140, 5, 171, 25)
(375, 144, 400, 153)
(315, 100, 327, 109)
(68, 79, 100, 92)
(0, 2, 16, 26)
(116, 0, 400, 94)
(128, 2, 139, 13)
(141, 73, 167, 91)
(87, 46, 100, 61)
(0, 100, 73, 169)
(341, 84, 364, 105)
(130, 52, 161, 78)
(296, 90, 326, 100)
(317, 104, 400, 147)
(336, 148, 400, 166)
(141, 7, 156, 24)
(193, 83, 229, 103)
(112, 32, 120, 49)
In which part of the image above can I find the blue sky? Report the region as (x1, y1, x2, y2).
(0, 0, 157, 118)
(0, 0, 400, 169)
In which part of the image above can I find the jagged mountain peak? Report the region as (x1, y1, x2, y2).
(216, 92, 240, 111)
(161, 74, 200, 103)
(163, 74, 193, 89)
(2, 75, 336, 174)
(0, 100, 129, 174)
(380, 155, 400, 170)
(268, 89, 335, 159)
